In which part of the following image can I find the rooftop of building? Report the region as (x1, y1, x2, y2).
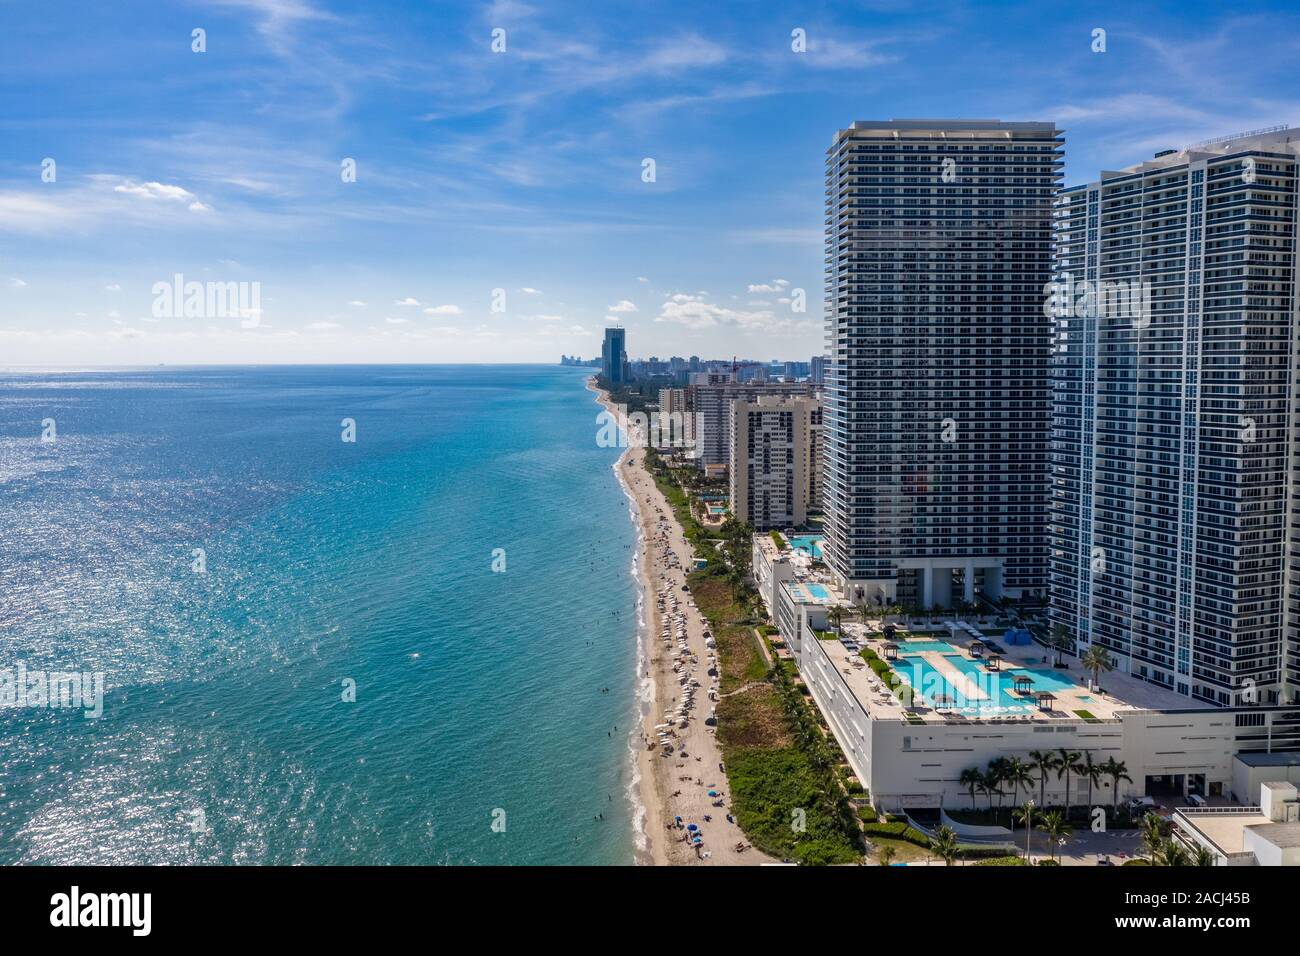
(1062, 125, 1300, 188)
(1175, 809, 1277, 856)
(779, 580, 838, 606)
(812, 617, 1206, 726)
(848, 118, 1059, 132)
(1237, 752, 1300, 768)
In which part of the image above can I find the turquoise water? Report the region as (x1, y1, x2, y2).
(0, 366, 638, 864)
(896, 639, 956, 653)
(806, 584, 830, 600)
(894, 654, 1031, 712)
(786, 534, 822, 559)
(1017, 667, 1077, 693)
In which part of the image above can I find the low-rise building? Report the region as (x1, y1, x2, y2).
(783, 610, 1300, 812)
(1173, 782, 1300, 865)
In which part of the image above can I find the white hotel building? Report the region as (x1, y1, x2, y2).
(1048, 127, 1300, 709)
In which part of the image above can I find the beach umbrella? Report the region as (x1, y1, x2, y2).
(707, 790, 718, 797)
(686, 823, 698, 832)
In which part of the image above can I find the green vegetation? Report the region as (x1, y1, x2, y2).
(1081, 643, 1116, 691)
(645, 452, 864, 865)
(975, 856, 1029, 866)
(769, 529, 787, 550)
(859, 814, 1017, 860)
(1073, 710, 1097, 721)
(858, 647, 898, 686)
(957, 751, 1134, 826)
(689, 562, 862, 866)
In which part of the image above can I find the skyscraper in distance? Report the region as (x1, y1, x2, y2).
(822, 119, 1062, 609)
(601, 327, 627, 386)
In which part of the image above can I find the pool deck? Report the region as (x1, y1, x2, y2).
(824, 620, 1195, 725)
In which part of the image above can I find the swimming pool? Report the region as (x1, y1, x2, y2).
(805, 583, 830, 600)
(890, 654, 1043, 713)
(785, 534, 823, 560)
(896, 639, 958, 653)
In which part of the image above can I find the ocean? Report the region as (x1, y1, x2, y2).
(0, 365, 639, 864)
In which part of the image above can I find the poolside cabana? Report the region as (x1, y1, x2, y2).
(1012, 674, 1034, 696)
(932, 693, 955, 709)
(881, 642, 900, 661)
(1035, 691, 1057, 712)
(969, 639, 986, 658)
(986, 653, 1002, 671)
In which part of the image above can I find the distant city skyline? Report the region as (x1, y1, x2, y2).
(5, 1, 1300, 364)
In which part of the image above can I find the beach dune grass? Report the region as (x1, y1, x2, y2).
(689, 567, 861, 865)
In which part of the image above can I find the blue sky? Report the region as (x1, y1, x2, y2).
(2, 0, 1299, 364)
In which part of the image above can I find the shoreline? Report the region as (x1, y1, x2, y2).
(590, 378, 771, 866)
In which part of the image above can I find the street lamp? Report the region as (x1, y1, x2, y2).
(1023, 799, 1035, 864)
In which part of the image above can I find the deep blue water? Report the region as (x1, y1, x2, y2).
(0, 365, 638, 864)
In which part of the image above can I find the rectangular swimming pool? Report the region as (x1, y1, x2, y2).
(891, 654, 1040, 714)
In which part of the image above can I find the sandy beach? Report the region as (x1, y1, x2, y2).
(592, 380, 772, 866)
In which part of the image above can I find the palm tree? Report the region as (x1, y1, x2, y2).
(827, 606, 844, 638)
(986, 758, 1011, 812)
(877, 845, 897, 867)
(1080, 751, 1102, 812)
(1004, 757, 1035, 805)
(982, 770, 1001, 811)
(1080, 643, 1115, 691)
(1140, 813, 1167, 861)
(1048, 622, 1072, 666)
(1154, 838, 1190, 867)
(1028, 749, 1060, 807)
(1038, 810, 1072, 861)
(1192, 845, 1215, 867)
(959, 767, 983, 810)
(1012, 801, 1036, 863)
(1099, 757, 1133, 814)
(930, 825, 960, 866)
(1056, 749, 1083, 815)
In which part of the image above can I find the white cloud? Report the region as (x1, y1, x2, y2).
(519, 287, 542, 294)
(394, 297, 421, 306)
(348, 300, 367, 307)
(423, 304, 462, 315)
(747, 279, 790, 293)
(654, 293, 777, 331)
(803, 36, 897, 70)
(636, 276, 650, 283)
(8, 277, 27, 288)
(113, 180, 197, 202)
(384, 316, 410, 324)
(607, 299, 638, 313)
(105, 282, 121, 291)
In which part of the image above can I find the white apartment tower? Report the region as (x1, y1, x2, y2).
(1049, 127, 1300, 707)
(823, 119, 1062, 609)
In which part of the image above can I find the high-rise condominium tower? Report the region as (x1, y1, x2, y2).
(602, 327, 627, 385)
(1049, 127, 1300, 707)
(823, 119, 1062, 609)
